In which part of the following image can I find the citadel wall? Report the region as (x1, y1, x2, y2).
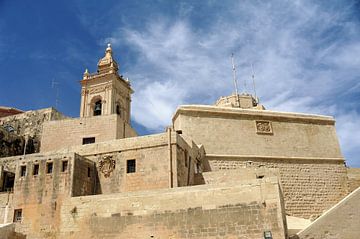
(173, 105, 348, 219)
(59, 178, 286, 239)
(296, 187, 360, 239)
(173, 105, 342, 158)
(207, 157, 347, 219)
(347, 167, 360, 192)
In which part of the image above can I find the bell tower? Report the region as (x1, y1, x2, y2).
(79, 44, 133, 123)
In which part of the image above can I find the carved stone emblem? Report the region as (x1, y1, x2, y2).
(98, 156, 116, 178)
(255, 121, 273, 134)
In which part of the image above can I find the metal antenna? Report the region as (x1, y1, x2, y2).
(231, 53, 241, 107)
(51, 79, 60, 109)
(251, 63, 258, 103)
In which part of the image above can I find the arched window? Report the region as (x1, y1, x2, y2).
(94, 100, 102, 116)
(116, 104, 121, 116)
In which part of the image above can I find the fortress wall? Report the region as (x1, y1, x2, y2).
(173, 106, 343, 159)
(41, 114, 134, 152)
(297, 187, 360, 239)
(200, 168, 280, 185)
(208, 157, 348, 219)
(59, 178, 286, 239)
(347, 167, 360, 192)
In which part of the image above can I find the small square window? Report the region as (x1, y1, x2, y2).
(33, 164, 39, 176)
(20, 166, 26, 177)
(13, 209, 22, 222)
(82, 137, 95, 145)
(47, 162, 53, 174)
(62, 161, 68, 172)
(127, 160, 136, 174)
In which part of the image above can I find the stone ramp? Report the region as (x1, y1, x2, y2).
(296, 186, 360, 239)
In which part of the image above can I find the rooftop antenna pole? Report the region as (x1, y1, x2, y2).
(231, 53, 241, 107)
(51, 79, 60, 109)
(251, 63, 258, 103)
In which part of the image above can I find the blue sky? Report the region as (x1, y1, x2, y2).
(0, 0, 359, 167)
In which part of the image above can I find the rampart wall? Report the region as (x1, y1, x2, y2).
(347, 167, 360, 192)
(296, 187, 360, 239)
(207, 156, 347, 219)
(173, 106, 348, 219)
(59, 178, 286, 239)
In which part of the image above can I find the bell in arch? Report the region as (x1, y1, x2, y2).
(94, 100, 102, 116)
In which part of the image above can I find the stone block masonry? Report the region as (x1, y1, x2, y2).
(41, 114, 136, 152)
(59, 178, 287, 239)
(207, 156, 348, 219)
(296, 186, 360, 239)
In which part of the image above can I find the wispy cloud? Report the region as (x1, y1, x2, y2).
(105, 1, 360, 166)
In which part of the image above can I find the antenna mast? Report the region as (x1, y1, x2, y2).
(51, 79, 60, 109)
(231, 53, 241, 107)
(251, 63, 258, 103)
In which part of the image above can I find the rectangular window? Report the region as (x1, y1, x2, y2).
(82, 137, 95, 145)
(13, 209, 22, 222)
(62, 161, 68, 172)
(195, 162, 202, 174)
(126, 159, 136, 173)
(184, 150, 188, 167)
(33, 164, 39, 176)
(20, 166, 26, 177)
(46, 162, 53, 174)
(87, 167, 91, 177)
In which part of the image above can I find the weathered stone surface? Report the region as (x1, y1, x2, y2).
(296, 187, 360, 239)
(59, 178, 286, 239)
(0, 107, 67, 156)
(0, 127, 24, 158)
(347, 167, 360, 192)
(0, 223, 26, 239)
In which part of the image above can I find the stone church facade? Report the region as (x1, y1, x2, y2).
(0, 45, 359, 239)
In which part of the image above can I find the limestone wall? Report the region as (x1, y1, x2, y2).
(173, 105, 347, 219)
(41, 114, 137, 152)
(12, 153, 75, 237)
(173, 105, 342, 159)
(297, 187, 360, 239)
(347, 167, 360, 192)
(59, 178, 286, 239)
(0, 107, 67, 155)
(207, 157, 348, 219)
(71, 132, 200, 194)
(71, 155, 97, 197)
(200, 168, 279, 185)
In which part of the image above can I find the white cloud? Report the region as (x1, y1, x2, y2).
(106, 1, 360, 166)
